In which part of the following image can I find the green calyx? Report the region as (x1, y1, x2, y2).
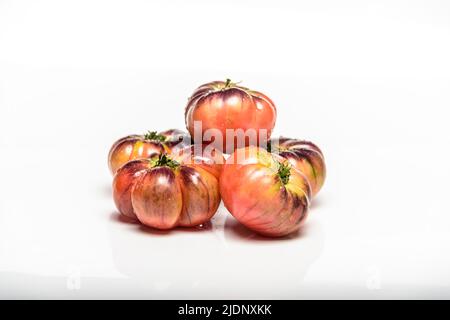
(151, 154, 180, 169)
(277, 161, 291, 185)
(224, 78, 233, 88)
(144, 131, 166, 142)
(214, 79, 246, 91)
(222, 78, 241, 89)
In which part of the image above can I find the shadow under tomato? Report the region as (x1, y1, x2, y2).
(137, 221, 213, 235)
(102, 184, 112, 197)
(224, 215, 309, 242)
(109, 211, 212, 235)
(109, 211, 140, 224)
(310, 196, 326, 210)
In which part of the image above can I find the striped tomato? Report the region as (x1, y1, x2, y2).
(113, 150, 223, 229)
(269, 138, 326, 196)
(220, 146, 312, 237)
(108, 129, 189, 175)
(185, 80, 277, 153)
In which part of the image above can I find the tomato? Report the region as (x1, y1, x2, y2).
(113, 150, 223, 229)
(174, 144, 225, 180)
(108, 129, 189, 175)
(220, 146, 311, 237)
(185, 80, 277, 153)
(269, 138, 326, 196)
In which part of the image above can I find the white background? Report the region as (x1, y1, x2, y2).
(1, 0, 450, 299)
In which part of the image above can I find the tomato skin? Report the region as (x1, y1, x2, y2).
(220, 147, 311, 237)
(185, 80, 277, 153)
(108, 129, 189, 175)
(174, 144, 224, 179)
(175, 165, 220, 227)
(108, 137, 163, 176)
(269, 138, 326, 197)
(112, 153, 221, 229)
(132, 166, 183, 229)
(112, 160, 149, 220)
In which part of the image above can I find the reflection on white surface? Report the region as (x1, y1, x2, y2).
(106, 204, 324, 299)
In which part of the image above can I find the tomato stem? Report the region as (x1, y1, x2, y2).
(144, 131, 166, 142)
(152, 154, 180, 169)
(277, 161, 291, 185)
(225, 78, 232, 88)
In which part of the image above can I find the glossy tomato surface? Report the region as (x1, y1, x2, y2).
(269, 137, 326, 196)
(173, 144, 225, 179)
(113, 152, 221, 229)
(108, 129, 190, 175)
(185, 80, 277, 153)
(220, 146, 311, 237)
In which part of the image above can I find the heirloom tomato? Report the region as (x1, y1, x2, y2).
(113, 147, 223, 229)
(108, 129, 189, 175)
(220, 146, 311, 237)
(185, 80, 277, 153)
(269, 138, 326, 196)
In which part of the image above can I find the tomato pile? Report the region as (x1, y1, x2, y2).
(108, 80, 326, 237)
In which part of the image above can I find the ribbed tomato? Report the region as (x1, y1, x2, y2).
(113, 149, 223, 229)
(269, 138, 326, 196)
(108, 129, 189, 175)
(220, 146, 311, 237)
(185, 80, 277, 153)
